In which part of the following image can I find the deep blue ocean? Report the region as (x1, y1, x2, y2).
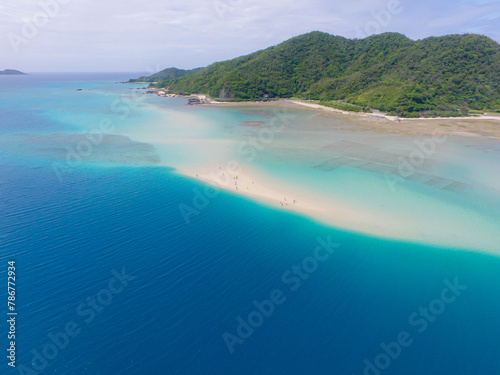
(1, 73, 499, 375)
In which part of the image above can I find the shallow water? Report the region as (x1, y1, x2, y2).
(1, 74, 499, 375)
(111, 93, 500, 251)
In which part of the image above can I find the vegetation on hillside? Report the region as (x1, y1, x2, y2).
(129, 67, 201, 83)
(144, 32, 500, 117)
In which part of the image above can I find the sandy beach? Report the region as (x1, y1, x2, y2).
(181, 164, 322, 212)
(201, 98, 500, 140)
(148, 90, 500, 138)
(180, 164, 394, 243)
(130, 96, 500, 252)
(178, 160, 499, 252)
(288, 99, 500, 122)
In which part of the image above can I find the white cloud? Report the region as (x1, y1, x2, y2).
(0, 0, 498, 72)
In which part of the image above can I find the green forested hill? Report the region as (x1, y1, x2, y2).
(129, 67, 201, 83)
(150, 32, 500, 117)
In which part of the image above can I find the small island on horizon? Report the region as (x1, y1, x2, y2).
(0, 69, 27, 75)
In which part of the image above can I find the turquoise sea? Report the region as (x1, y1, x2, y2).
(1, 73, 500, 374)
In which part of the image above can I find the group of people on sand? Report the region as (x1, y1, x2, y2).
(195, 169, 297, 208)
(278, 197, 297, 207)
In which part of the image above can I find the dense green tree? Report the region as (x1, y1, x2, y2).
(129, 67, 202, 83)
(140, 32, 500, 117)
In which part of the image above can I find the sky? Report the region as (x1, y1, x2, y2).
(1, 0, 500, 73)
